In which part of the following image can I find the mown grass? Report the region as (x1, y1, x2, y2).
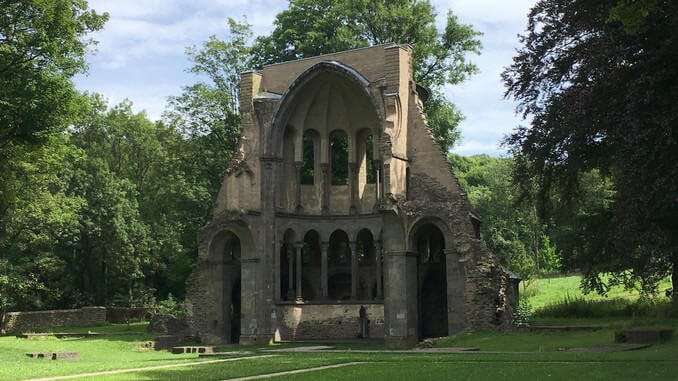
(0, 323, 217, 380)
(524, 274, 673, 310)
(3, 274, 677, 380)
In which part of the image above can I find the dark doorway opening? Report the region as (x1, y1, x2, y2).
(415, 223, 448, 340)
(230, 279, 241, 344)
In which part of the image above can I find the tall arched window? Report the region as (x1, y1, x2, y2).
(328, 229, 351, 299)
(302, 230, 321, 299)
(365, 134, 377, 184)
(356, 229, 375, 299)
(301, 130, 316, 185)
(330, 130, 348, 185)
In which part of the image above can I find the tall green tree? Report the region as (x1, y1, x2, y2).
(503, 0, 678, 298)
(72, 96, 209, 302)
(0, 0, 108, 153)
(164, 18, 253, 201)
(450, 154, 556, 279)
(0, 0, 107, 315)
(251, 0, 481, 152)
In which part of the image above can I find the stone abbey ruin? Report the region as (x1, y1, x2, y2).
(185, 44, 514, 347)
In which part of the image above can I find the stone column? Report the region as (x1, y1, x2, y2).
(348, 162, 358, 214)
(238, 257, 260, 344)
(320, 241, 329, 299)
(349, 241, 358, 299)
(294, 162, 303, 213)
(274, 239, 281, 301)
(294, 243, 304, 301)
(374, 159, 382, 202)
(445, 248, 465, 334)
(320, 163, 329, 215)
(286, 245, 295, 300)
(375, 240, 383, 300)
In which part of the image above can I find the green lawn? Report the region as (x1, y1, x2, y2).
(524, 274, 673, 310)
(3, 322, 678, 381)
(0, 323, 215, 380)
(2, 275, 677, 380)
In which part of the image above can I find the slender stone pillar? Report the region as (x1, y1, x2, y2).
(320, 163, 329, 215)
(294, 162, 303, 213)
(374, 160, 382, 202)
(375, 240, 383, 299)
(349, 241, 358, 299)
(348, 162, 358, 214)
(294, 243, 304, 301)
(320, 241, 329, 299)
(286, 245, 294, 300)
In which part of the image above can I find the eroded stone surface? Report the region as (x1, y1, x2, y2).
(184, 45, 514, 347)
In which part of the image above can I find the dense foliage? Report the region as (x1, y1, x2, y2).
(503, 0, 677, 298)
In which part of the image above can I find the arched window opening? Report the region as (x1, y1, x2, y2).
(328, 230, 351, 300)
(330, 131, 348, 185)
(280, 229, 296, 301)
(301, 131, 316, 185)
(356, 229, 374, 265)
(356, 229, 376, 300)
(302, 230, 321, 300)
(365, 134, 377, 184)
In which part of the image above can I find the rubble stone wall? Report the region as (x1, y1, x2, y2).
(2, 307, 107, 333)
(274, 303, 384, 341)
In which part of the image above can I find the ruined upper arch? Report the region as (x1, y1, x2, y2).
(269, 61, 384, 159)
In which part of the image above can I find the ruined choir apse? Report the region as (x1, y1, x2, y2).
(184, 44, 515, 347)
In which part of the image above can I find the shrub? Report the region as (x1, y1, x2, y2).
(534, 295, 673, 319)
(514, 297, 534, 327)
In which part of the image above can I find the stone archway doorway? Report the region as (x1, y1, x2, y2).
(214, 230, 242, 344)
(415, 223, 448, 340)
(230, 278, 241, 344)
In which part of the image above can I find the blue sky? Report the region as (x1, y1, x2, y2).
(73, 0, 536, 157)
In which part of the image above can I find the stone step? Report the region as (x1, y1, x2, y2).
(18, 332, 103, 339)
(198, 351, 253, 357)
(26, 351, 79, 360)
(171, 346, 215, 354)
(615, 328, 674, 344)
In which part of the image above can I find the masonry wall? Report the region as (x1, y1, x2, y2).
(274, 304, 384, 341)
(2, 307, 107, 333)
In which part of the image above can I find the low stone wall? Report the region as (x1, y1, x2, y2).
(274, 303, 384, 341)
(2, 307, 107, 333)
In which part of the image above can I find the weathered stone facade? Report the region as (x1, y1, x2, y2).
(185, 44, 513, 347)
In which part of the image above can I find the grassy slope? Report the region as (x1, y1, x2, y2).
(525, 275, 673, 310)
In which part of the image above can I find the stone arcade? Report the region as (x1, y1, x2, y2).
(185, 45, 514, 347)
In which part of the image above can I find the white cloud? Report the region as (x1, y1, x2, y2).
(76, 0, 536, 155)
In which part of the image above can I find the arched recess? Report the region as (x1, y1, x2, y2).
(302, 230, 321, 300)
(328, 230, 351, 300)
(356, 229, 376, 300)
(301, 130, 319, 185)
(330, 130, 349, 185)
(208, 229, 243, 344)
(281, 126, 297, 212)
(356, 128, 377, 212)
(269, 62, 384, 216)
(268, 61, 384, 159)
(280, 229, 296, 301)
(410, 221, 449, 340)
